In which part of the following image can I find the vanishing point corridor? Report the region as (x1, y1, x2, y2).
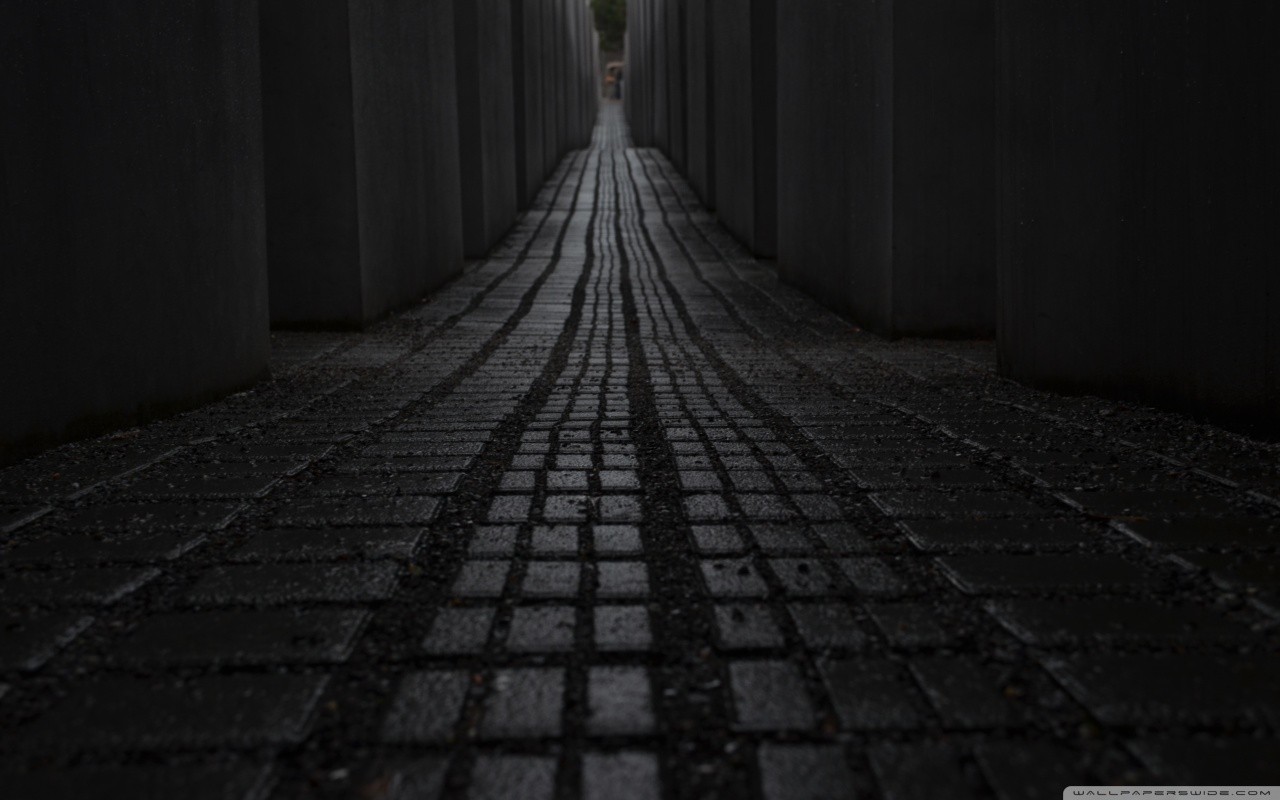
(2, 108, 1279, 798)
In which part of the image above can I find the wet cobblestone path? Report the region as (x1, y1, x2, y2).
(3, 107, 1280, 799)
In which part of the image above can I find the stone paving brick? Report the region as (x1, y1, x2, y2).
(1062, 490, 1242, 517)
(938, 554, 1158, 594)
(23, 675, 328, 748)
(0, 567, 158, 605)
(507, 606, 576, 653)
(1118, 517, 1280, 549)
(548, 471, 590, 491)
(229, 528, 422, 561)
(0, 612, 93, 671)
(469, 526, 519, 557)
(2, 764, 273, 800)
(769, 558, 843, 597)
(729, 660, 815, 731)
(701, 559, 770, 598)
(5, 531, 206, 564)
(381, 671, 470, 742)
(61, 502, 244, 531)
(871, 491, 1047, 518)
(1046, 654, 1280, 725)
(974, 741, 1092, 800)
(522, 561, 582, 598)
(869, 743, 979, 800)
(595, 562, 650, 598)
(1179, 552, 1280, 595)
(303, 474, 461, 496)
(811, 523, 876, 554)
(378, 758, 448, 799)
(738, 495, 794, 521)
(452, 561, 511, 598)
(758, 743, 857, 800)
(530, 525, 580, 556)
(184, 563, 400, 604)
(750, 525, 815, 554)
(690, 525, 746, 555)
(486, 496, 532, 523)
(498, 471, 537, 492)
(792, 494, 844, 521)
(0, 504, 51, 533)
(544, 494, 591, 522)
(868, 603, 959, 649)
(115, 609, 369, 665)
(588, 667, 655, 735)
(479, 668, 565, 738)
(901, 519, 1093, 552)
(910, 657, 1030, 728)
(422, 607, 496, 656)
(600, 470, 641, 491)
(205, 442, 334, 461)
(594, 606, 653, 652)
(335, 455, 474, 474)
(469, 755, 558, 800)
(819, 658, 927, 729)
(1129, 738, 1280, 783)
(593, 524, 643, 555)
(685, 495, 732, 521)
(788, 604, 867, 650)
(125, 474, 280, 499)
(837, 557, 910, 597)
(582, 752, 661, 800)
(988, 599, 1252, 646)
(271, 497, 440, 527)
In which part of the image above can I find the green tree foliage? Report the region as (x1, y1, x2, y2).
(591, 0, 626, 52)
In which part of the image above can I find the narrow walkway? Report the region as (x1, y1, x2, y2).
(2, 106, 1278, 799)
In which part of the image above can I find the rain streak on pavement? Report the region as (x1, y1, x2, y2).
(2, 106, 1279, 799)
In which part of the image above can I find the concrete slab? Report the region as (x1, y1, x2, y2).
(997, 1, 1279, 427)
(0, 1, 269, 463)
(712, 0, 776, 257)
(776, 0, 996, 337)
(260, 0, 464, 327)
(455, 0, 519, 257)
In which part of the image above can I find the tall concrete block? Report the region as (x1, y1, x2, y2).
(1, 1, 269, 463)
(512, 0, 547, 208)
(664, 0, 687, 171)
(652, 0, 671, 153)
(260, 0, 464, 328)
(626, 0, 655, 146)
(541, 0, 562, 170)
(711, 0, 776, 257)
(776, 0, 995, 337)
(455, 0, 519, 257)
(684, 0, 715, 208)
(997, 1, 1279, 426)
(566, 0, 585, 149)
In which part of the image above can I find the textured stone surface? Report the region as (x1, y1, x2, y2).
(1, 108, 1277, 793)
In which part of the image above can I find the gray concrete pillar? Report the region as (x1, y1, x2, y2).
(260, 0, 464, 328)
(685, 0, 716, 209)
(712, 0, 776, 257)
(997, 1, 1279, 427)
(653, 0, 671, 153)
(455, 0, 519, 257)
(664, 0, 687, 171)
(1, 0, 269, 463)
(776, 0, 995, 337)
(512, 0, 548, 208)
(626, 0, 656, 146)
